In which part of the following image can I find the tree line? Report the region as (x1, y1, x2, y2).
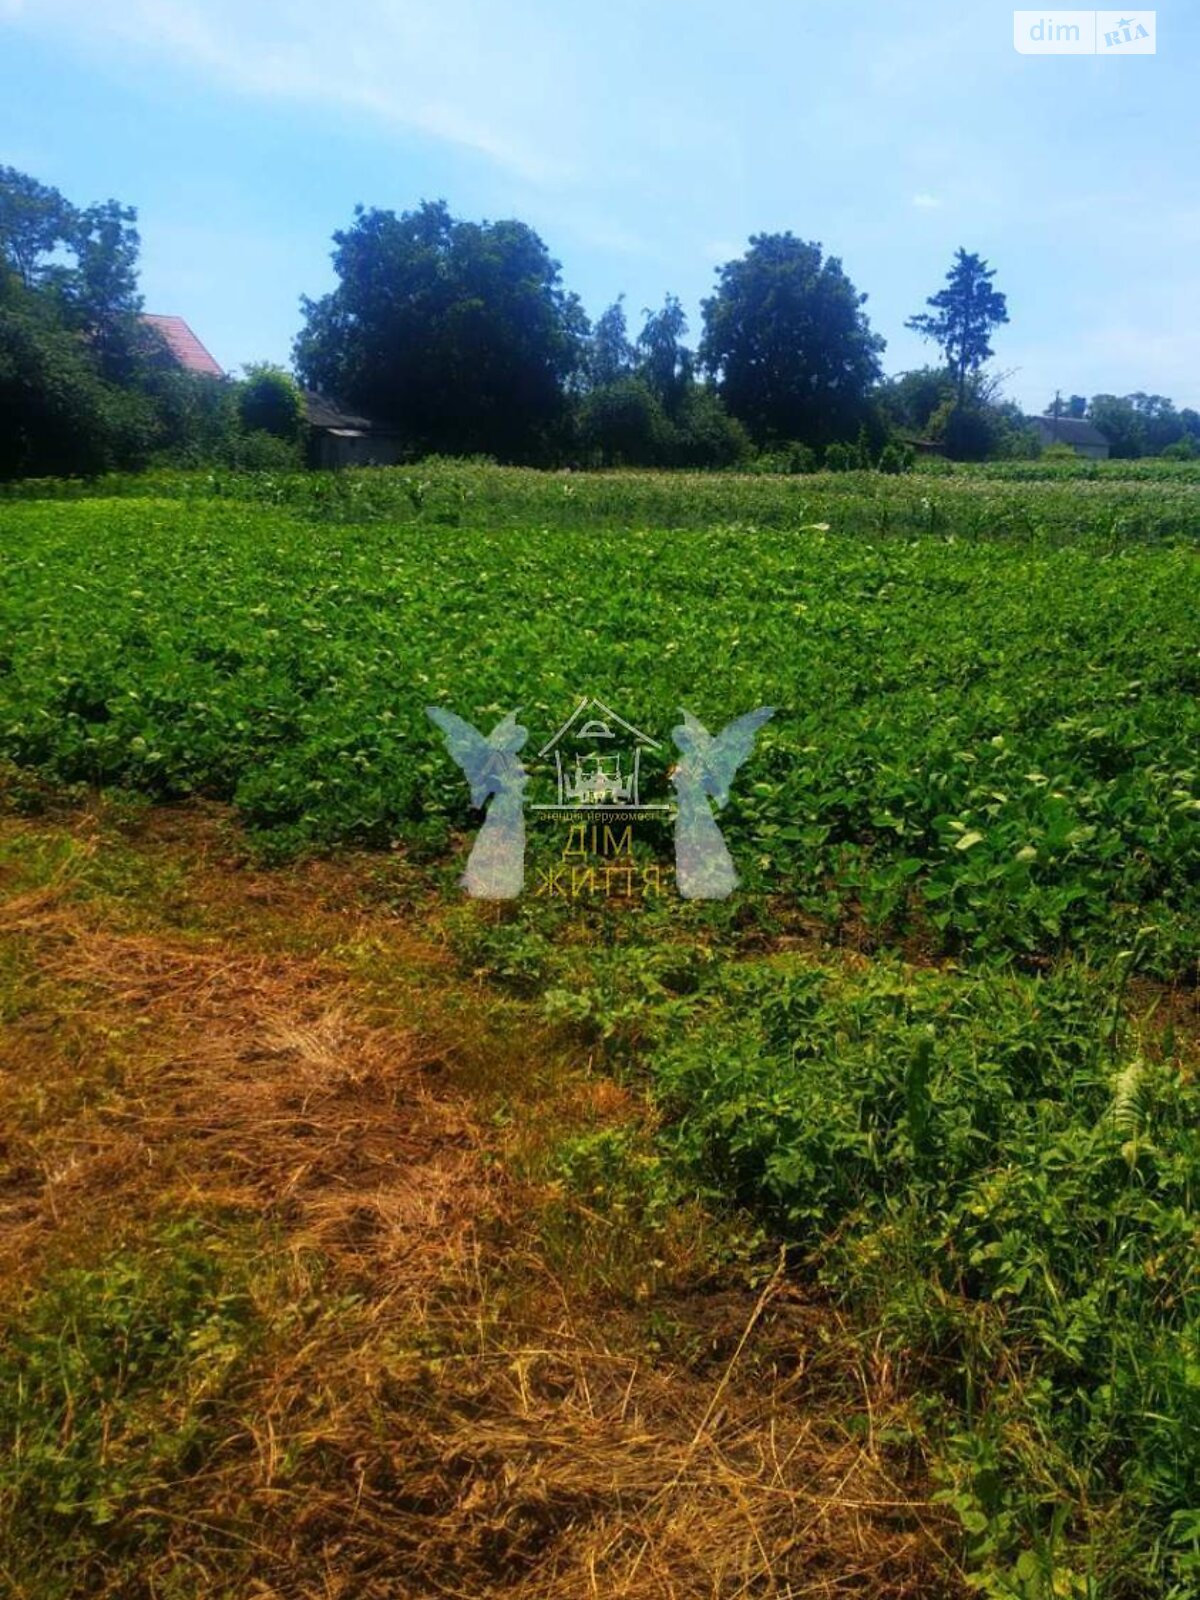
(0, 166, 307, 478)
(2, 166, 1197, 478)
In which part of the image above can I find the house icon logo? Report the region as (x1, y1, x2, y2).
(533, 697, 670, 813)
(427, 696, 774, 900)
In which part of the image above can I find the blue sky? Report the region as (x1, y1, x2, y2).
(2, 0, 1196, 411)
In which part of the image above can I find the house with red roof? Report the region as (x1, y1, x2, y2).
(140, 314, 224, 378)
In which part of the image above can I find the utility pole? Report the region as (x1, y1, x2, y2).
(1052, 389, 1062, 443)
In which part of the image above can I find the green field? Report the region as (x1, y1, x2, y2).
(1, 462, 1197, 968)
(1, 461, 1197, 1598)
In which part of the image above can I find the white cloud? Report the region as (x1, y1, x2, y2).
(2, 0, 586, 185)
(912, 192, 942, 210)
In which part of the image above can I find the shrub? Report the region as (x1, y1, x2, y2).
(748, 442, 816, 475)
(578, 378, 671, 467)
(237, 363, 305, 442)
(668, 385, 752, 469)
(1160, 436, 1197, 461)
(141, 369, 241, 468)
(876, 441, 914, 474)
(231, 429, 304, 471)
(823, 441, 859, 472)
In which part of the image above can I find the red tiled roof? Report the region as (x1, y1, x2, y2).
(140, 314, 224, 378)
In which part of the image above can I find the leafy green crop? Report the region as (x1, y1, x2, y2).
(649, 955, 1200, 1597)
(1, 467, 1195, 973)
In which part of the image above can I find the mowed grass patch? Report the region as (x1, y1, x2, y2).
(0, 801, 957, 1600)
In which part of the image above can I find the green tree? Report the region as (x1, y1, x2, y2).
(0, 167, 74, 290)
(139, 364, 240, 468)
(238, 362, 305, 441)
(589, 295, 634, 387)
(668, 384, 751, 468)
(578, 376, 671, 466)
(67, 199, 144, 379)
(0, 286, 149, 478)
(0, 169, 144, 379)
(0, 165, 249, 477)
(876, 366, 955, 434)
(699, 234, 885, 447)
(1086, 395, 1144, 458)
(906, 249, 1008, 409)
(636, 294, 693, 414)
(1127, 392, 1186, 454)
(1160, 435, 1196, 460)
(294, 199, 589, 462)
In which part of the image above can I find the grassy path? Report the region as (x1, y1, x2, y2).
(0, 794, 961, 1599)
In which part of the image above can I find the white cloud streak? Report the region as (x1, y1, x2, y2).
(3, 0, 588, 184)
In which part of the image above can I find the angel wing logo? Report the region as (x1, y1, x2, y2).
(426, 707, 528, 899)
(670, 707, 774, 899)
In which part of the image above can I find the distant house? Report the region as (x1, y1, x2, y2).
(302, 391, 404, 469)
(140, 314, 224, 378)
(1029, 415, 1110, 460)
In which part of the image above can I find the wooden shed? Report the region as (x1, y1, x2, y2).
(302, 392, 404, 469)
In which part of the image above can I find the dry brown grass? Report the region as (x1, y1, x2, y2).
(0, 800, 965, 1599)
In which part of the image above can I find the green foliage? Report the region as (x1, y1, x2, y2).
(0, 295, 153, 478)
(635, 294, 693, 413)
(667, 384, 752, 468)
(876, 366, 955, 434)
(0, 166, 141, 339)
(907, 249, 1009, 407)
(588, 294, 635, 386)
(578, 376, 672, 466)
(929, 398, 1016, 463)
(647, 956, 1200, 1594)
(1160, 435, 1196, 461)
(0, 462, 1195, 975)
(577, 376, 749, 469)
(0, 166, 74, 290)
(0, 460, 1196, 1599)
(552, 1126, 678, 1231)
(237, 362, 304, 442)
(0, 1222, 264, 1585)
(1087, 395, 1147, 459)
(232, 428, 304, 471)
(700, 233, 885, 447)
(0, 166, 250, 479)
(1082, 393, 1198, 462)
(1045, 394, 1088, 420)
(746, 441, 817, 474)
(876, 441, 914, 474)
(293, 198, 588, 462)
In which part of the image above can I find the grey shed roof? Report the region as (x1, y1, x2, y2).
(302, 390, 383, 432)
(1030, 415, 1110, 448)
